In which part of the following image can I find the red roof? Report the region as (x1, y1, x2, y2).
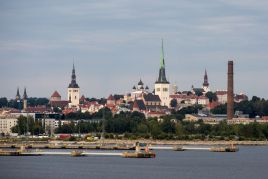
(262, 116, 268, 120)
(133, 100, 140, 109)
(50, 101, 69, 108)
(80, 95, 86, 101)
(51, 91, 61, 98)
(107, 94, 115, 100)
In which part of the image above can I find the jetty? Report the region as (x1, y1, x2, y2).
(149, 145, 239, 152)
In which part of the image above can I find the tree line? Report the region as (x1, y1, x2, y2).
(211, 96, 268, 117)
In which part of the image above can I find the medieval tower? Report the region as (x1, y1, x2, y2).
(68, 63, 80, 107)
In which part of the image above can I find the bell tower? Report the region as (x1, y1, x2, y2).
(203, 69, 210, 93)
(67, 63, 80, 107)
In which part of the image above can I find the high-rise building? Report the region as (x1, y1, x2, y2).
(67, 63, 80, 107)
(154, 40, 170, 107)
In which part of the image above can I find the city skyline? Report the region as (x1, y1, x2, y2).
(1, 0, 268, 99)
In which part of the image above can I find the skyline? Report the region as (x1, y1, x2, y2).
(1, 0, 268, 99)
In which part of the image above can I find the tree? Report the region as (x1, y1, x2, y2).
(161, 119, 176, 134)
(195, 90, 203, 97)
(205, 92, 218, 103)
(170, 99, 178, 108)
(0, 97, 8, 108)
(11, 115, 36, 135)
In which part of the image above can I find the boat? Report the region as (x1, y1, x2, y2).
(122, 152, 156, 158)
(210, 144, 239, 152)
(173, 146, 185, 151)
(70, 150, 85, 157)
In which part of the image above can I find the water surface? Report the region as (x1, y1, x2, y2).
(0, 146, 267, 179)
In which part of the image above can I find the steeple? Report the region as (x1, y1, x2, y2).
(68, 63, 79, 88)
(203, 69, 209, 87)
(23, 87, 28, 99)
(15, 87, 21, 100)
(156, 39, 169, 84)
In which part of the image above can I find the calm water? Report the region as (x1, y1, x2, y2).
(1, 146, 268, 179)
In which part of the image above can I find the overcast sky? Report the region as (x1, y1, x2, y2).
(0, 0, 268, 99)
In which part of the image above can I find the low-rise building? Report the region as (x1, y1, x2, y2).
(0, 117, 17, 135)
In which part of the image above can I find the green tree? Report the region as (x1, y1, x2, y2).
(170, 99, 178, 108)
(0, 97, 8, 108)
(205, 92, 218, 103)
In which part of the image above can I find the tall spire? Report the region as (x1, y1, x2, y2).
(68, 63, 79, 88)
(23, 87, 28, 99)
(16, 87, 20, 100)
(156, 39, 169, 84)
(160, 39, 165, 69)
(203, 69, 209, 87)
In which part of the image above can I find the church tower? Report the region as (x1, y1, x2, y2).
(154, 40, 170, 107)
(15, 87, 22, 110)
(23, 87, 28, 110)
(15, 87, 21, 101)
(202, 69, 210, 93)
(67, 63, 80, 107)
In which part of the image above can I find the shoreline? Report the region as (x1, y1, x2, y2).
(93, 139, 268, 146)
(1, 139, 268, 146)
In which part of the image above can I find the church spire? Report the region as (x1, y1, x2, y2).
(156, 39, 169, 84)
(68, 63, 79, 88)
(16, 87, 20, 100)
(160, 39, 165, 69)
(203, 69, 209, 87)
(23, 87, 28, 99)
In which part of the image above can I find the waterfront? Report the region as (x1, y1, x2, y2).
(0, 146, 268, 179)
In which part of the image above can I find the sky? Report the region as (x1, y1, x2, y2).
(0, 0, 268, 99)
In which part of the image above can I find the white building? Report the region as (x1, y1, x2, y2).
(80, 101, 104, 114)
(131, 79, 149, 100)
(216, 90, 228, 104)
(68, 63, 80, 107)
(0, 118, 17, 135)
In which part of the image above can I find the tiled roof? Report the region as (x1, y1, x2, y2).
(107, 94, 115, 100)
(131, 100, 146, 111)
(143, 93, 161, 102)
(51, 91, 61, 98)
(50, 100, 69, 108)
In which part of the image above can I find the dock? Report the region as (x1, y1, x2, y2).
(149, 146, 238, 152)
(0, 143, 239, 153)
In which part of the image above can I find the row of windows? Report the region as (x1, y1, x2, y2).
(156, 88, 169, 92)
(69, 90, 79, 92)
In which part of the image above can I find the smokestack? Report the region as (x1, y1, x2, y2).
(227, 60, 234, 120)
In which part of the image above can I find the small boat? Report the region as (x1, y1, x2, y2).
(173, 146, 185, 151)
(122, 152, 156, 158)
(71, 150, 85, 157)
(210, 144, 239, 152)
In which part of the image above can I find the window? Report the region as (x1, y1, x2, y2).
(163, 88, 168, 92)
(156, 88, 160, 92)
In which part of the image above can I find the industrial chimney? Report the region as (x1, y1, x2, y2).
(227, 60, 234, 120)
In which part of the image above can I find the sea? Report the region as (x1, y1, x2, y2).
(0, 146, 268, 179)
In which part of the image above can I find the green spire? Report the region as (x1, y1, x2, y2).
(160, 39, 165, 69)
(156, 39, 169, 84)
